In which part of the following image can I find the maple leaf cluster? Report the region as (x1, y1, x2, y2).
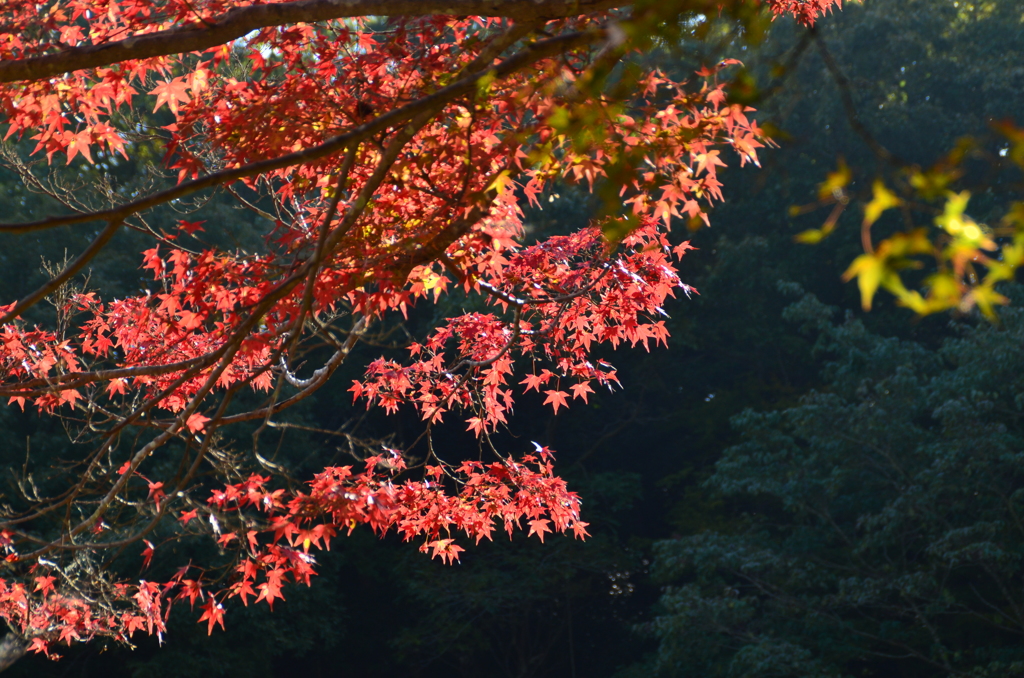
(354, 218, 682, 433)
(0, 446, 583, 648)
(766, 0, 842, 25)
(0, 0, 840, 659)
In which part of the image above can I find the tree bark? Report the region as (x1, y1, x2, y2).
(0, 0, 618, 83)
(0, 633, 26, 674)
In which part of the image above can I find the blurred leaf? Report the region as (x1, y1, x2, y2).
(817, 158, 851, 201)
(794, 228, 826, 244)
(965, 283, 1008, 319)
(842, 253, 884, 310)
(862, 179, 901, 227)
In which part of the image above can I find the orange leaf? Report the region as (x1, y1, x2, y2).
(542, 389, 570, 414)
(186, 413, 210, 433)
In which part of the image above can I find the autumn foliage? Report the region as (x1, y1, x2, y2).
(0, 0, 839, 659)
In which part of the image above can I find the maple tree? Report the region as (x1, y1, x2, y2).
(0, 0, 840, 666)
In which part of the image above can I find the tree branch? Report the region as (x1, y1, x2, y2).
(0, 632, 25, 674)
(0, 28, 603, 233)
(0, 0, 618, 83)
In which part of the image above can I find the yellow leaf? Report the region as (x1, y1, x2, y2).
(486, 170, 514, 196)
(1001, 201, 1024, 229)
(817, 158, 851, 201)
(863, 179, 901, 227)
(894, 289, 928, 314)
(908, 167, 961, 200)
(999, 239, 1024, 270)
(794, 229, 825, 244)
(794, 213, 839, 245)
(924, 273, 962, 312)
(966, 284, 1009, 320)
(475, 69, 497, 98)
(935, 191, 971, 235)
(547, 106, 570, 133)
(843, 254, 884, 311)
(881, 229, 932, 258)
(936, 192, 995, 252)
(984, 259, 1015, 286)
(421, 271, 441, 291)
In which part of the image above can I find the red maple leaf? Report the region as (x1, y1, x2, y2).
(528, 519, 552, 543)
(179, 579, 205, 608)
(34, 575, 57, 597)
(542, 389, 570, 414)
(177, 220, 206, 235)
(150, 77, 191, 114)
(428, 539, 466, 565)
(520, 370, 552, 393)
(141, 541, 156, 570)
(0, 0, 842, 651)
(186, 413, 210, 433)
(255, 568, 287, 609)
(197, 599, 226, 635)
(569, 382, 594, 403)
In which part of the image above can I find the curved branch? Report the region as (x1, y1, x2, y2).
(0, 0, 617, 83)
(220, 315, 368, 424)
(0, 219, 122, 325)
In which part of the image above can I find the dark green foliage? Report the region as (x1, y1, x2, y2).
(640, 290, 1024, 677)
